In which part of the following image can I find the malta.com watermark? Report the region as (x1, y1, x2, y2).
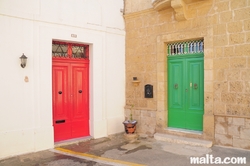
(190, 154, 246, 164)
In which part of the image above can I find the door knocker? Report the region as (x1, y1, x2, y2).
(194, 83, 198, 89)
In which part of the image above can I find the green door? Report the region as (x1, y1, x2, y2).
(168, 55, 204, 131)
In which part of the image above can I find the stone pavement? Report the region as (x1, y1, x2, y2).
(0, 133, 250, 166)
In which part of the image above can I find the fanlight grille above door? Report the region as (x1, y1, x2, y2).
(167, 39, 204, 56)
(52, 41, 89, 59)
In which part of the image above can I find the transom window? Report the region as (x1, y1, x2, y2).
(167, 39, 204, 56)
(52, 41, 89, 59)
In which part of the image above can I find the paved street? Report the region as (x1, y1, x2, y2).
(0, 134, 249, 166)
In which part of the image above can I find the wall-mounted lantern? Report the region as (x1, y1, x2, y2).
(132, 77, 140, 86)
(20, 53, 28, 68)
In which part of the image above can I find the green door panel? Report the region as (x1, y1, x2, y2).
(168, 59, 185, 128)
(186, 58, 204, 130)
(168, 55, 204, 131)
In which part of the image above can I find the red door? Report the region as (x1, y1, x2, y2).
(52, 41, 89, 142)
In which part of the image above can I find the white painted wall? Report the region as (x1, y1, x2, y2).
(0, 0, 125, 159)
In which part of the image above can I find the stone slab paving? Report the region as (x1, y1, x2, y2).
(0, 133, 250, 166)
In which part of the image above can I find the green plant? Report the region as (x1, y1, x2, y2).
(129, 104, 134, 121)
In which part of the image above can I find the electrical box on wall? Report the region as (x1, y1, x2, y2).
(145, 84, 153, 98)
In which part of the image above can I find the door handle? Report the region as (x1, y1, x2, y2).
(58, 91, 62, 94)
(174, 84, 178, 89)
(79, 90, 82, 93)
(194, 83, 198, 89)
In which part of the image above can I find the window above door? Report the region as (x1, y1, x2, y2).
(52, 41, 89, 60)
(167, 39, 204, 56)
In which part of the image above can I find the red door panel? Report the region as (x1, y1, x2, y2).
(52, 61, 89, 142)
(52, 63, 71, 142)
(71, 63, 89, 137)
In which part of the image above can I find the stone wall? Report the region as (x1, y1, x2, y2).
(124, 0, 153, 14)
(215, 116, 250, 149)
(124, 0, 250, 149)
(213, 0, 250, 117)
(212, 0, 250, 149)
(124, 108, 156, 136)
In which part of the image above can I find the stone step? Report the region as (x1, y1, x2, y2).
(154, 133, 213, 148)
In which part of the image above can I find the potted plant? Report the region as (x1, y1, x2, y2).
(123, 104, 137, 134)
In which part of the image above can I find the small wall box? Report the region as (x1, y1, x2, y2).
(145, 84, 153, 98)
(132, 77, 140, 86)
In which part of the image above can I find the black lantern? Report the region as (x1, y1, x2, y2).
(20, 53, 28, 68)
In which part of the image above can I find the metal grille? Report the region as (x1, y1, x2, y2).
(167, 39, 204, 56)
(72, 45, 86, 58)
(52, 43, 68, 57)
(52, 41, 89, 59)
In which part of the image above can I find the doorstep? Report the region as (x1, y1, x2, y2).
(54, 136, 93, 147)
(154, 133, 212, 148)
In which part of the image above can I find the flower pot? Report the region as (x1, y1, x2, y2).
(123, 120, 137, 134)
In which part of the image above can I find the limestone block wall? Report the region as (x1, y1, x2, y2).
(125, 0, 153, 14)
(124, 108, 156, 136)
(124, 0, 250, 149)
(215, 116, 250, 149)
(212, 0, 250, 149)
(213, 0, 250, 117)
